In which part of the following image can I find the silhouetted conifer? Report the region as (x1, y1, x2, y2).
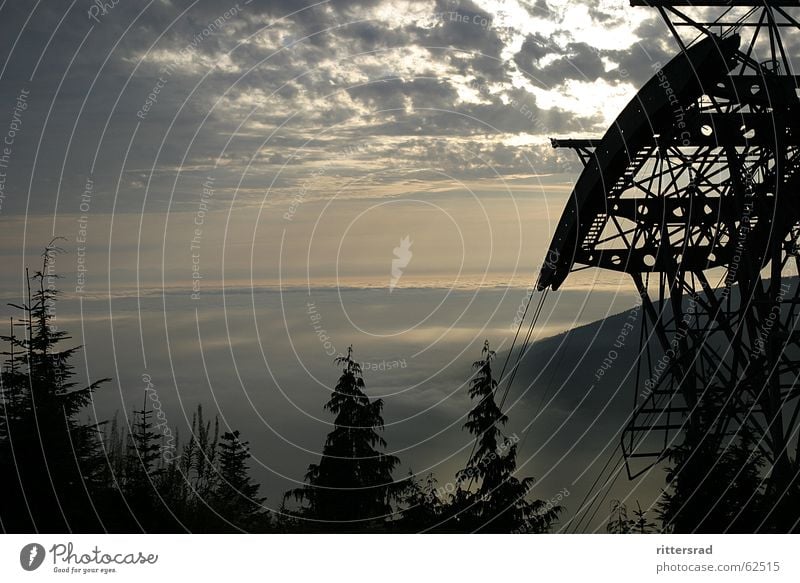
(0, 246, 273, 533)
(285, 346, 401, 531)
(0, 243, 110, 532)
(212, 430, 268, 531)
(452, 340, 562, 533)
(120, 395, 166, 530)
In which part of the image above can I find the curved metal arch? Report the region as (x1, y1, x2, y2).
(538, 34, 741, 291)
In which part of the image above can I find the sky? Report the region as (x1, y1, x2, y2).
(0, 0, 687, 530)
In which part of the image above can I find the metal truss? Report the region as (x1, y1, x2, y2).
(540, 2, 800, 527)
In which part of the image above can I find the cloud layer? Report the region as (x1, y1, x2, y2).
(0, 0, 666, 220)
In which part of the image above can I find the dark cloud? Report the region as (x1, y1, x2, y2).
(515, 32, 557, 69)
(406, 0, 508, 85)
(607, 17, 674, 85)
(448, 51, 508, 83)
(524, 0, 553, 18)
(335, 21, 410, 51)
(516, 40, 607, 87)
(347, 77, 457, 110)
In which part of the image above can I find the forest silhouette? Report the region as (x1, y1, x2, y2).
(0, 245, 789, 533)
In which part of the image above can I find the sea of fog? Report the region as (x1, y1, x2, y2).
(11, 283, 665, 531)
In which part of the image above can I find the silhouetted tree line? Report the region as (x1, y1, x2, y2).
(605, 428, 771, 534)
(281, 341, 563, 533)
(0, 247, 267, 532)
(1, 246, 790, 533)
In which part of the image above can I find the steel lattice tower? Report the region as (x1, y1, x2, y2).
(539, 1, 800, 530)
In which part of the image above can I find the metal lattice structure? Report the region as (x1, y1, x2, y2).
(538, 1, 800, 527)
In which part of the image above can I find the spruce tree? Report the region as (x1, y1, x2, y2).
(0, 243, 110, 532)
(121, 395, 164, 530)
(127, 397, 163, 484)
(286, 346, 400, 530)
(213, 430, 267, 531)
(454, 340, 562, 533)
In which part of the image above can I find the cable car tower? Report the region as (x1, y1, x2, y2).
(540, 1, 800, 530)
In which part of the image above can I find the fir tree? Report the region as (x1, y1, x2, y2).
(127, 397, 163, 485)
(453, 340, 562, 533)
(212, 430, 267, 531)
(286, 346, 401, 530)
(121, 395, 165, 530)
(0, 243, 110, 532)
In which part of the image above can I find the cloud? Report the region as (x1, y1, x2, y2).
(0, 0, 667, 220)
